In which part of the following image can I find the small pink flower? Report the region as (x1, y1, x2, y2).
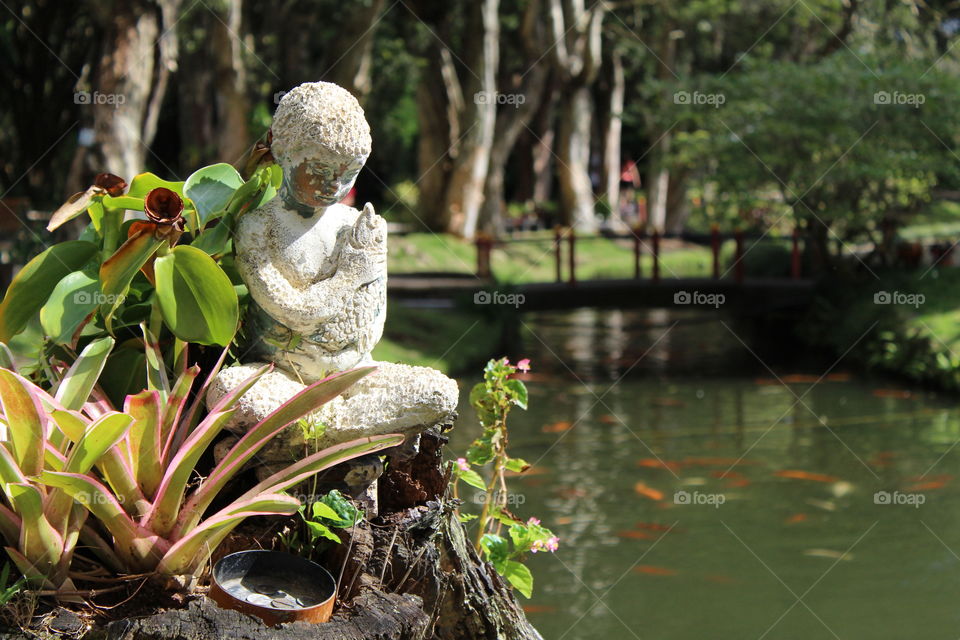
(456, 457, 470, 472)
(527, 517, 541, 526)
(531, 540, 544, 553)
(517, 358, 531, 372)
(545, 536, 560, 552)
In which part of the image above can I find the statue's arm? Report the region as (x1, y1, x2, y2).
(235, 205, 385, 335)
(238, 258, 345, 333)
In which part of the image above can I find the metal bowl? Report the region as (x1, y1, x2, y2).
(209, 550, 336, 626)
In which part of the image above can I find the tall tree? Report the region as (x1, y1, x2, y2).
(413, 0, 500, 237)
(88, 0, 182, 180)
(178, 0, 251, 171)
(480, 0, 551, 234)
(548, 0, 604, 231)
(597, 43, 625, 229)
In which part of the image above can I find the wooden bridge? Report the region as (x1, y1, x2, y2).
(388, 227, 815, 312)
(388, 274, 815, 312)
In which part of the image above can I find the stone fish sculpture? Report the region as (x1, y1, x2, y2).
(207, 82, 458, 470)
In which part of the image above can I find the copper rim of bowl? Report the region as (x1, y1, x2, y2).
(208, 550, 336, 626)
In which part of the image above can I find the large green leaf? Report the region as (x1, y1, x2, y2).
(0, 241, 98, 343)
(99, 229, 165, 322)
(101, 195, 145, 211)
(126, 173, 184, 198)
(153, 246, 238, 346)
(54, 337, 115, 411)
(190, 222, 233, 256)
(184, 163, 244, 228)
(39, 270, 100, 345)
(63, 412, 133, 475)
(0, 370, 45, 477)
(45, 411, 133, 533)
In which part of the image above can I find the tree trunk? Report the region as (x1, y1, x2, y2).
(480, 0, 550, 235)
(557, 85, 596, 230)
(441, 0, 500, 239)
(531, 81, 558, 206)
(599, 47, 625, 230)
(211, 0, 251, 165)
(91, 0, 181, 180)
(415, 52, 457, 232)
(547, 0, 604, 232)
(413, 0, 500, 238)
(647, 149, 670, 232)
(644, 18, 678, 233)
(664, 168, 690, 234)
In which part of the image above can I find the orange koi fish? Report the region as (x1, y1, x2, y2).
(634, 483, 665, 501)
(774, 470, 840, 483)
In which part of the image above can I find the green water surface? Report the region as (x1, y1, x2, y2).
(449, 308, 960, 640)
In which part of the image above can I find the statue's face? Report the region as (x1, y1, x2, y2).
(287, 154, 367, 208)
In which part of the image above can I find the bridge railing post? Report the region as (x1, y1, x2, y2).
(711, 224, 720, 280)
(791, 228, 801, 280)
(734, 229, 744, 284)
(633, 226, 643, 280)
(554, 227, 563, 282)
(568, 228, 577, 286)
(475, 233, 493, 279)
(652, 229, 660, 283)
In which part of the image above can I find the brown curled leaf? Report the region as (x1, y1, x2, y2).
(94, 173, 128, 197)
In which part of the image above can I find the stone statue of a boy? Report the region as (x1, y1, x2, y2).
(208, 82, 457, 465)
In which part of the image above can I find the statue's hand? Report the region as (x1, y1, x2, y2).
(340, 203, 387, 283)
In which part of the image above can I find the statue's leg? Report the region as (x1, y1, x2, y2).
(313, 361, 459, 453)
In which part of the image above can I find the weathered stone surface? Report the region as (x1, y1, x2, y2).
(206, 362, 458, 461)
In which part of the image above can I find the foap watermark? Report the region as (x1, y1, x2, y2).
(75, 490, 124, 506)
(674, 490, 725, 508)
(673, 90, 725, 108)
(474, 290, 525, 308)
(474, 91, 526, 108)
(471, 490, 526, 506)
(74, 91, 126, 109)
(674, 290, 725, 308)
(874, 490, 925, 508)
(874, 90, 925, 108)
(74, 291, 125, 306)
(874, 290, 924, 308)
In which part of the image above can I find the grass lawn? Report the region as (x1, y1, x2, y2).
(388, 231, 716, 283)
(900, 201, 960, 241)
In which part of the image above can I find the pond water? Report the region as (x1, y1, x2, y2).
(449, 308, 960, 640)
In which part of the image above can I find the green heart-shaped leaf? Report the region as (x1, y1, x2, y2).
(154, 246, 238, 346)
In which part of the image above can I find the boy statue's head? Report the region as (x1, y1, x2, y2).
(271, 82, 372, 208)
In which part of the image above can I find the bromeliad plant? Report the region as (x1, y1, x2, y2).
(0, 160, 280, 388)
(450, 358, 558, 598)
(0, 333, 402, 587)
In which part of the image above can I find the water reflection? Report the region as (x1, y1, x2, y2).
(451, 308, 960, 640)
